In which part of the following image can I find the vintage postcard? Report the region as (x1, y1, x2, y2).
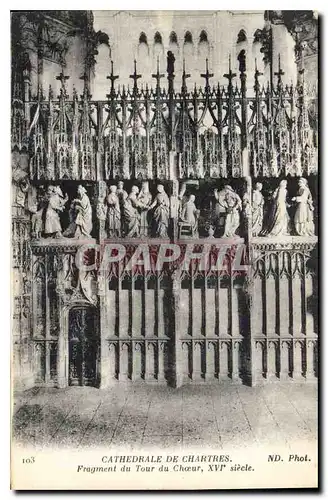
(11, 9, 318, 490)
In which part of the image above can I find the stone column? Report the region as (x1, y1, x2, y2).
(231, 340, 240, 383)
(99, 272, 114, 388)
(145, 341, 156, 381)
(57, 300, 68, 388)
(119, 343, 130, 382)
(157, 341, 166, 383)
(305, 340, 316, 380)
(172, 271, 183, 387)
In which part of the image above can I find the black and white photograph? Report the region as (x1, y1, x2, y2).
(10, 9, 318, 490)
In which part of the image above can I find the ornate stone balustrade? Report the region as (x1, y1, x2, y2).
(12, 58, 317, 181)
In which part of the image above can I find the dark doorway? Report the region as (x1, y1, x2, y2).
(68, 307, 99, 387)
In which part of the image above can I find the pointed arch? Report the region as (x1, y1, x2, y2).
(237, 29, 247, 44)
(138, 32, 149, 58)
(253, 29, 263, 44)
(154, 31, 164, 59)
(139, 32, 148, 45)
(199, 30, 208, 43)
(169, 31, 178, 45)
(198, 29, 209, 58)
(184, 31, 193, 44)
(154, 31, 163, 45)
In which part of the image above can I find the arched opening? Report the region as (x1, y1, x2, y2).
(154, 31, 162, 45)
(169, 31, 179, 56)
(184, 31, 193, 44)
(68, 306, 99, 387)
(169, 31, 178, 44)
(184, 31, 194, 58)
(199, 30, 208, 43)
(237, 29, 247, 44)
(138, 32, 149, 58)
(198, 30, 209, 58)
(253, 29, 263, 44)
(139, 32, 148, 45)
(154, 31, 164, 58)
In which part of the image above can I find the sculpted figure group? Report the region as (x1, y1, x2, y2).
(178, 183, 242, 238)
(32, 184, 92, 239)
(30, 178, 315, 240)
(31, 181, 171, 240)
(101, 182, 170, 239)
(178, 178, 315, 239)
(251, 177, 315, 237)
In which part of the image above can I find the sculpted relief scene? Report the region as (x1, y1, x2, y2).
(14, 174, 317, 242)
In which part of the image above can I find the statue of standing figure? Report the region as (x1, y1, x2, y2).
(214, 185, 242, 238)
(117, 181, 128, 205)
(106, 185, 121, 238)
(138, 181, 153, 237)
(252, 182, 264, 236)
(292, 178, 315, 236)
(266, 180, 290, 237)
(44, 185, 68, 238)
(31, 186, 47, 239)
(149, 184, 170, 238)
(178, 182, 187, 219)
(180, 194, 200, 237)
(123, 186, 142, 238)
(64, 185, 93, 238)
(96, 181, 108, 240)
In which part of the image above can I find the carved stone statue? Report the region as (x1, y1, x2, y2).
(214, 185, 242, 238)
(252, 182, 264, 236)
(96, 181, 107, 240)
(180, 194, 200, 238)
(97, 203, 107, 239)
(64, 185, 93, 238)
(149, 184, 170, 238)
(207, 225, 215, 239)
(292, 178, 315, 236)
(44, 185, 68, 238)
(31, 208, 44, 239)
(123, 186, 142, 238)
(117, 181, 128, 204)
(14, 176, 29, 209)
(266, 180, 290, 237)
(12, 152, 30, 212)
(137, 181, 152, 237)
(29, 185, 45, 239)
(106, 185, 121, 238)
(213, 186, 227, 223)
(178, 182, 187, 219)
(242, 191, 252, 220)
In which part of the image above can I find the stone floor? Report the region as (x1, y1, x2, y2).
(12, 383, 317, 450)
